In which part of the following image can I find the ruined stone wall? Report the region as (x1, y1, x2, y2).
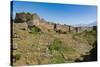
(14, 23, 28, 31)
(14, 12, 93, 33)
(74, 27, 93, 32)
(37, 21, 54, 32)
(53, 24, 75, 33)
(14, 12, 41, 27)
(14, 13, 26, 23)
(56, 24, 69, 32)
(32, 14, 41, 26)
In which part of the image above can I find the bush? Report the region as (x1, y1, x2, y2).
(48, 29, 51, 32)
(48, 39, 75, 53)
(15, 54, 21, 60)
(29, 26, 41, 34)
(48, 39, 62, 52)
(48, 39, 76, 63)
(13, 53, 21, 62)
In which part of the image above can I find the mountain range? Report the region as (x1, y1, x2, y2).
(73, 21, 97, 27)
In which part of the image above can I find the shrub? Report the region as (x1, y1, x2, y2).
(48, 29, 51, 32)
(29, 26, 41, 34)
(13, 53, 21, 62)
(48, 39, 76, 63)
(48, 39, 62, 52)
(15, 54, 21, 60)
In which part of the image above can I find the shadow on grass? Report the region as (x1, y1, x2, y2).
(75, 40, 97, 62)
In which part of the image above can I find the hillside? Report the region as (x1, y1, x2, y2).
(11, 12, 97, 66)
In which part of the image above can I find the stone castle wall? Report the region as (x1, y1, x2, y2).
(14, 12, 93, 33)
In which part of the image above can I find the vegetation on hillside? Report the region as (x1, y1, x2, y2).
(12, 12, 97, 66)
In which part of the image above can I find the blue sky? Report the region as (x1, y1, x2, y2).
(11, 1, 97, 25)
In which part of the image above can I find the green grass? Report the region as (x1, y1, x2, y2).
(48, 39, 65, 63)
(48, 39, 62, 52)
(49, 51, 65, 64)
(48, 38, 76, 54)
(30, 26, 40, 34)
(13, 53, 21, 62)
(83, 30, 97, 45)
(48, 39, 76, 63)
(72, 30, 97, 45)
(61, 47, 75, 53)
